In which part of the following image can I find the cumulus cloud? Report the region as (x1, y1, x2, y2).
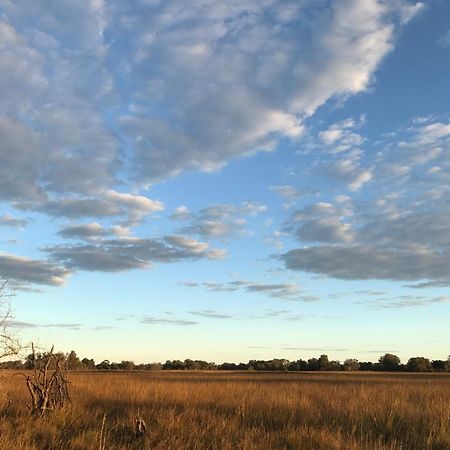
(173, 202, 267, 240)
(0, 214, 28, 228)
(285, 202, 354, 244)
(0, 253, 69, 287)
(45, 235, 226, 272)
(325, 160, 373, 191)
(306, 116, 373, 192)
(0, 3, 118, 201)
(17, 190, 163, 226)
(0, 0, 427, 290)
(269, 185, 303, 200)
(112, 0, 418, 182)
(281, 117, 450, 286)
(281, 245, 450, 282)
(319, 117, 365, 153)
(0, 0, 421, 224)
(57, 223, 129, 241)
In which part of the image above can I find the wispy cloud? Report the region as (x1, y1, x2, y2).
(140, 316, 198, 326)
(437, 29, 450, 48)
(189, 310, 234, 319)
(180, 280, 319, 302)
(360, 295, 450, 309)
(7, 321, 82, 330)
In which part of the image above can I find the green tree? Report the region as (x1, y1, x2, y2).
(81, 358, 96, 369)
(379, 353, 401, 371)
(318, 354, 330, 371)
(407, 357, 432, 372)
(344, 359, 360, 371)
(96, 359, 111, 370)
(67, 350, 82, 370)
(120, 360, 135, 370)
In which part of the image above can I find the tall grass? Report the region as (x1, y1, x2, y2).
(0, 371, 449, 449)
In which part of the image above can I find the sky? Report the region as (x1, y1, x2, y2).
(0, 0, 449, 364)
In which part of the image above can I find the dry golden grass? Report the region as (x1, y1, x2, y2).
(0, 371, 449, 449)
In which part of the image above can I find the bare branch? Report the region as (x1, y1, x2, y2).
(22, 343, 71, 416)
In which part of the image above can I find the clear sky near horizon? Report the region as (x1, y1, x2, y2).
(0, 0, 449, 364)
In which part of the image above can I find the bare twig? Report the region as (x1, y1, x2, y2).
(0, 279, 21, 360)
(22, 343, 71, 416)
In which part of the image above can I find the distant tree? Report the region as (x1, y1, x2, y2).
(307, 357, 319, 371)
(248, 360, 264, 371)
(328, 360, 342, 371)
(344, 359, 360, 371)
(407, 357, 432, 372)
(184, 359, 214, 370)
(119, 360, 135, 371)
(318, 354, 330, 371)
(218, 362, 236, 370)
(288, 359, 308, 371)
(67, 350, 82, 370)
(0, 359, 23, 369)
(379, 353, 401, 371)
(96, 359, 111, 370)
(359, 361, 377, 371)
(140, 362, 162, 371)
(163, 360, 185, 370)
(24, 349, 66, 370)
(81, 358, 96, 369)
(271, 359, 289, 371)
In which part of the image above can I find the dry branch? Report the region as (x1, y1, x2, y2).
(0, 279, 21, 359)
(22, 343, 71, 417)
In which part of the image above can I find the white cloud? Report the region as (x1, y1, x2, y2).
(113, 0, 417, 182)
(57, 223, 129, 241)
(326, 160, 373, 191)
(17, 190, 163, 226)
(174, 202, 267, 240)
(285, 202, 354, 244)
(0, 0, 422, 212)
(318, 117, 366, 153)
(270, 185, 303, 200)
(281, 117, 450, 286)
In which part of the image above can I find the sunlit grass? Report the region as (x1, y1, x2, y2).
(0, 371, 449, 449)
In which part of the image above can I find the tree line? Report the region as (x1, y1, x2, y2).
(1, 351, 449, 373)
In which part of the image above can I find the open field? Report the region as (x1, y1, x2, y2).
(0, 371, 449, 450)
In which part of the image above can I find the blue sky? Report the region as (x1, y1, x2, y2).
(0, 0, 449, 364)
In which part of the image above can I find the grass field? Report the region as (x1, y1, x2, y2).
(0, 371, 449, 449)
